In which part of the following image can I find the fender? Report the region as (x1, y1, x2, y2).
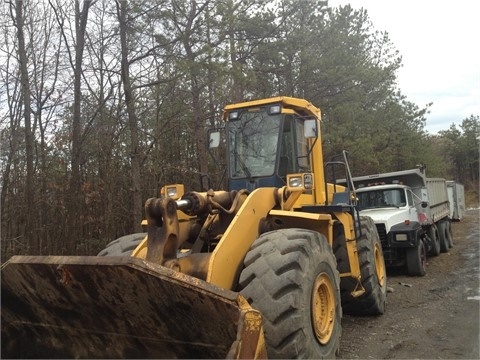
(263, 209, 364, 296)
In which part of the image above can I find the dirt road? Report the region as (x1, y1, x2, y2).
(338, 209, 480, 359)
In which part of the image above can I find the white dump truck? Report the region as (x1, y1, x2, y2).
(340, 166, 452, 276)
(446, 181, 465, 221)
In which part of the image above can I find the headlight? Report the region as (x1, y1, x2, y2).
(166, 186, 178, 198)
(303, 174, 313, 189)
(160, 184, 185, 200)
(288, 176, 303, 188)
(395, 233, 408, 241)
(287, 173, 314, 190)
(268, 104, 281, 114)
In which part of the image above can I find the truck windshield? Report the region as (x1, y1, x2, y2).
(357, 189, 407, 209)
(228, 110, 281, 178)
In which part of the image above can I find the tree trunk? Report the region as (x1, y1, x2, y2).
(66, 0, 92, 248)
(117, 0, 143, 232)
(14, 0, 35, 250)
(182, 1, 209, 191)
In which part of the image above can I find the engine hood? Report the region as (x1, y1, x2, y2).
(358, 208, 413, 233)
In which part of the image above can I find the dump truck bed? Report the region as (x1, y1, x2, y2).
(1, 256, 266, 359)
(447, 181, 465, 220)
(424, 178, 450, 222)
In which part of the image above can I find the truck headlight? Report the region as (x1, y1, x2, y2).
(395, 234, 408, 241)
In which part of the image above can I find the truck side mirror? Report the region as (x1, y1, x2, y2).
(304, 119, 318, 138)
(209, 131, 220, 149)
(421, 201, 428, 208)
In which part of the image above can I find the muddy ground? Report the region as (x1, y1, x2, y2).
(338, 209, 480, 359)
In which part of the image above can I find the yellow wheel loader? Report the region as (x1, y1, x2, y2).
(1, 97, 387, 359)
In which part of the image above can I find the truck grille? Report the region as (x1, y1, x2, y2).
(375, 224, 387, 245)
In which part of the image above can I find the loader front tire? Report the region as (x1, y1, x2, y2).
(97, 233, 146, 256)
(337, 216, 387, 315)
(239, 229, 342, 359)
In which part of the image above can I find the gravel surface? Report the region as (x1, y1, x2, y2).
(338, 209, 480, 359)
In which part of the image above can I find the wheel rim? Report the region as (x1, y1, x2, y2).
(374, 243, 386, 287)
(311, 272, 335, 345)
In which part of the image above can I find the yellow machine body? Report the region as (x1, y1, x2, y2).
(1, 97, 385, 359)
(132, 97, 363, 290)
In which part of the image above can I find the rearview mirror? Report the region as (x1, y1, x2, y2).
(209, 131, 220, 148)
(304, 119, 318, 138)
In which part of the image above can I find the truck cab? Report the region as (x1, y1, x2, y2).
(355, 184, 420, 258)
(341, 167, 451, 276)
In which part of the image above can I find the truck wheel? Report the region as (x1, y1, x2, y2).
(428, 225, 441, 256)
(337, 216, 387, 315)
(438, 221, 450, 253)
(239, 229, 342, 359)
(97, 233, 146, 256)
(406, 240, 427, 276)
(447, 221, 454, 248)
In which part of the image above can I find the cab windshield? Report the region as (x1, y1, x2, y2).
(357, 189, 407, 209)
(228, 110, 281, 178)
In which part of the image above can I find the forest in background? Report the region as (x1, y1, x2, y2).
(1, 0, 478, 261)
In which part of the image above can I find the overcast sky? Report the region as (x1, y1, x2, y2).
(328, 0, 480, 134)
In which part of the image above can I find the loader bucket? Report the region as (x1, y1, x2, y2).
(1, 256, 266, 359)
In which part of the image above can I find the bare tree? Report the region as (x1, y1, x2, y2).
(9, 0, 35, 249)
(116, 0, 143, 232)
(49, 0, 96, 246)
(29, 2, 64, 254)
(0, 28, 23, 257)
(83, 0, 123, 241)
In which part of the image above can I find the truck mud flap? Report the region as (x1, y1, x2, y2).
(1, 256, 266, 359)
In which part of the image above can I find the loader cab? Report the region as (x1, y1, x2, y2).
(220, 104, 313, 192)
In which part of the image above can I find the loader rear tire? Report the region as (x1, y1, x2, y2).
(239, 229, 342, 359)
(336, 216, 387, 315)
(97, 233, 146, 256)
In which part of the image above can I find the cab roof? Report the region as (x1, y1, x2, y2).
(222, 96, 321, 121)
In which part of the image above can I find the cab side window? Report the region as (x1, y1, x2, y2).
(279, 115, 311, 179)
(294, 117, 310, 171)
(279, 117, 294, 179)
(407, 190, 414, 206)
